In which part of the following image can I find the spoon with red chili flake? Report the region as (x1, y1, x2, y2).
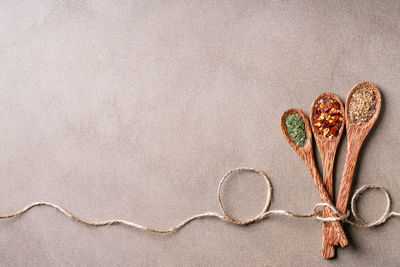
(310, 93, 346, 258)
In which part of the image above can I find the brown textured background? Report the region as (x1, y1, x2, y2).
(0, 0, 399, 266)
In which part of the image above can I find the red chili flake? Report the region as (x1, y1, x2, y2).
(312, 96, 344, 139)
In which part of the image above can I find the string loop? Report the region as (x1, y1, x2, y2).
(217, 167, 272, 225)
(346, 184, 399, 227)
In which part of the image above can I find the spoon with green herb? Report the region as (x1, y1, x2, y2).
(280, 108, 348, 248)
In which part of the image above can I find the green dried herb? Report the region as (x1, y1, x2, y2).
(285, 114, 306, 146)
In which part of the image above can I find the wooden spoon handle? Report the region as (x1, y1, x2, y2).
(314, 175, 348, 248)
(327, 138, 363, 245)
(305, 156, 349, 247)
(321, 152, 335, 257)
(336, 141, 363, 214)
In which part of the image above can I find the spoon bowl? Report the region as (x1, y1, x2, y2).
(310, 92, 346, 146)
(280, 108, 313, 159)
(345, 81, 382, 131)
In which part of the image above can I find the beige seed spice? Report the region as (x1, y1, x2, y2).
(348, 88, 377, 125)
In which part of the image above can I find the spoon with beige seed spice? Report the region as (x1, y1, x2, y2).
(328, 81, 382, 243)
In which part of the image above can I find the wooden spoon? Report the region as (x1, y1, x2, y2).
(280, 108, 349, 248)
(328, 82, 381, 242)
(310, 93, 346, 258)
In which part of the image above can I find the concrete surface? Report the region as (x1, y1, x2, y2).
(0, 0, 399, 266)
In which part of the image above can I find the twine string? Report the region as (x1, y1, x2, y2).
(0, 167, 398, 232)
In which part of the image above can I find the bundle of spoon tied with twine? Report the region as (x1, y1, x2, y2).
(1, 81, 399, 259)
(281, 81, 392, 258)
